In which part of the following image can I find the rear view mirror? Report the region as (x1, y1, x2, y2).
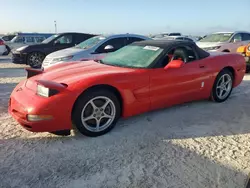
(164, 60, 184, 70)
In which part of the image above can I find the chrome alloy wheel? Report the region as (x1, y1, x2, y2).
(216, 74, 233, 100)
(81, 96, 116, 132)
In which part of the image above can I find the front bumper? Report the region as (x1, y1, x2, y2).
(8, 81, 74, 133)
(11, 51, 28, 64)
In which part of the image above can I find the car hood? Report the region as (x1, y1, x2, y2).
(21, 43, 49, 51)
(36, 61, 136, 84)
(196, 42, 227, 48)
(46, 47, 91, 58)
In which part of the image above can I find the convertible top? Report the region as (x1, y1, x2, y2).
(133, 40, 210, 59)
(133, 40, 194, 49)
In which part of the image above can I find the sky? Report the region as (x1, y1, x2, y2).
(1, 0, 250, 36)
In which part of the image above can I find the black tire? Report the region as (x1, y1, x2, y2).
(246, 65, 250, 73)
(211, 69, 234, 102)
(27, 52, 45, 68)
(72, 89, 121, 137)
(3, 45, 11, 55)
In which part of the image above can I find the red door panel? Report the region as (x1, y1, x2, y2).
(149, 60, 210, 110)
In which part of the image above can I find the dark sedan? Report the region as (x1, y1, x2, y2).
(11, 32, 96, 68)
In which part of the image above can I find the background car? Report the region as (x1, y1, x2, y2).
(196, 31, 250, 52)
(5, 32, 54, 51)
(1, 34, 16, 42)
(11, 32, 96, 68)
(151, 32, 182, 39)
(237, 43, 250, 72)
(154, 35, 195, 42)
(42, 33, 151, 69)
(9, 40, 246, 137)
(0, 38, 8, 55)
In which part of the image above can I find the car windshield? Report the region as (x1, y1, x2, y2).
(41, 34, 59, 43)
(199, 33, 233, 42)
(75, 36, 106, 49)
(101, 45, 163, 68)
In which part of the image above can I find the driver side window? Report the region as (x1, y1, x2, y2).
(54, 35, 73, 44)
(159, 45, 197, 68)
(231, 33, 242, 42)
(14, 36, 24, 43)
(95, 37, 127, 53)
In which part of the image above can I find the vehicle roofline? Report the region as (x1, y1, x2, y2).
(98, 33, 150, 39)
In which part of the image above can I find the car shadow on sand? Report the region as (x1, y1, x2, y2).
(1, 80, 250, 187)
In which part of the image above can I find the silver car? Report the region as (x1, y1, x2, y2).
(42, 34, 151, 68)
(196, 31, 250, 52)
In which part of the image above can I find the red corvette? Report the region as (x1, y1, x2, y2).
(9, 40, 246, 137)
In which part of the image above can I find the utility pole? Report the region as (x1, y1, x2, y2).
(54, 20, 57, 34)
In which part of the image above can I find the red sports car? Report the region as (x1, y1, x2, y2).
(9, 40, 246, 137)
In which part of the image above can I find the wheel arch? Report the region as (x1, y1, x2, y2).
(72, 84, 124, 117)
(27, 51, 46, 57)
(221, 66, 235, 84)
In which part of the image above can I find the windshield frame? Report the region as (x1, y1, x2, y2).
(199, 33, 233, 43)
(100, 44, 164, 69)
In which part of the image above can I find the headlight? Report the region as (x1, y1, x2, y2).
(37, 84, 50, 97)
(52, 55, 73, 62)
(203, 46, 221, 51)
(36, 82, 66, 97)
(247, 46, 250, 51)
(16, 45, 28, 51)
(208, 46, 221, 50)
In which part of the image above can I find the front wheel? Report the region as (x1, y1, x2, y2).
(72, 89, 121, 137)
(27, 52, 45, 68)
(211, 69, 233, 102)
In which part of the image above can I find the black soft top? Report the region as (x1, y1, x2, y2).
(133, 40, 210, 59)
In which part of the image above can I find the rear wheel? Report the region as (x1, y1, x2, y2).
(211, 69, 233, 102)
(72, 89, 121, 137)
(27, 52, 45, 68)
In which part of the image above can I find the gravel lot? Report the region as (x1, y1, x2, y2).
(0, 56, 250, 188)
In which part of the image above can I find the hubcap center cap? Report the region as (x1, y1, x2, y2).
(94, 108, 104, 117)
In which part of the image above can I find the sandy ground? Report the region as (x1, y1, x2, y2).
(0, 56, 250, 188)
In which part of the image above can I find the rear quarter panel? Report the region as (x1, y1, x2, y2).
(204, 53, 245, 88)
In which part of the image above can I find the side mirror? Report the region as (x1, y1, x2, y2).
(233, 39, 240, 43)
(54, 40, 60, 45)
(164, 60, 184, 70)
(104, 45, 114, 52)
